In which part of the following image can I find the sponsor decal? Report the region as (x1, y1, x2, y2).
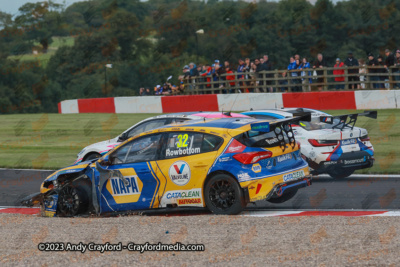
(283, 170, 305, 182)
(169, 161, 191, 186)
(252, 163, 262, 173)
(251, 122, 270, 132)
(277, 153, 292, 162)
(166, 147, 200, 157)
(265, 137, 279, 144)
(177, 198, 202, 205)
(324, 161, 338, 166)
(219, 157, 231, 162)
(225, 139, 246, 154)
(293, 130, 298, 136)
(166, 189, 200, 199)
(110, 176, 140, 196)
(160, 189, 203, 207)
(238, 172, 251, 180)
(344, 158, 366, 165)
(342, 139, 357, 145)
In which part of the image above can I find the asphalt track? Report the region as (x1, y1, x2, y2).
(0, 169, 399, 210)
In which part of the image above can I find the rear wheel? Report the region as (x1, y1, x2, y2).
(57, 185, 89, 217)
(328, 168, 354, 179)
(267, 189, 298, 204)
(204, 174, 246, 215)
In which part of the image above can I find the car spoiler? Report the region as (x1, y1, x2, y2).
(250, 113, 312, 152)
(319, 110, 377, 130)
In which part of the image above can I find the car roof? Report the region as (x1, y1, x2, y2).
(243, 108, 330, 118)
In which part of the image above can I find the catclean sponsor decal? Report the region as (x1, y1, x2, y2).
(160, 189, 203, 207)
(169, 161, 191, 186)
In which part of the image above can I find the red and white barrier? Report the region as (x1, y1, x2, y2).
(58, 90, 400, 114)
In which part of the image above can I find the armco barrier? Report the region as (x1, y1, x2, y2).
(58, 90, 400, 114)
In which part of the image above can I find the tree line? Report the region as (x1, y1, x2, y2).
(0, 0, 399, 113)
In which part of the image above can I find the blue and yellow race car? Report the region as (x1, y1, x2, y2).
(23, 117, 312, 215)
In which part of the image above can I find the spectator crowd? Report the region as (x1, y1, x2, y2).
(140, 49, 400, 96)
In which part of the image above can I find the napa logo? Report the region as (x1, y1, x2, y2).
(110, 176, 140, 196)
(252, 163, 262, 173)
(169, 161, 191, 186)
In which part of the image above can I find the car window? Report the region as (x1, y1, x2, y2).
(111, 134, 162, 164)
(164, 132, 223, 159)
(127, 119, 167, 138)
(235, 130, 288, 148)
(170, 118, 191, 124)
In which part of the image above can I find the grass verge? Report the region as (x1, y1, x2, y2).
(0, 109, 398, 173)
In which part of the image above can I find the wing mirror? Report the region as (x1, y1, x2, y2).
(99, 155, 111, 166)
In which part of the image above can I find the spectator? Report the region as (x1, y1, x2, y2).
(244, 58, 251, 92)
(196, 64, 204, 90)
(255, 58, 264, 92)
(225, 66, 236, 93)
(292, 59, 302, 92)
(145, 88, 151, 95)
(279, 71, 289, 92)
(260, 58, 264, 64)
(224, 61, 230, 68)
(189, 62, 199, 77)
(182, 65, 190, 79)
(359, 59, 366, 89)
(313, 53, 327, 91)
(212, 63, 226, 93)
(156, 83, 172, 95)
(262, 54, 273, 92)
(287, 57, 296, 91)
(384, 49, 395, 68)
(299, 57, 312, 91)
(377, 55, 387, 89)
(333, 58, 345, 90)
(294, 54, 300, 61)
(139, 87, 145, 96)
(344, 52, 359, 89)
(393, 50, 400, 88)
(249, 62, 257, 92)
(237, 59, 246, 92)
(154, 85, 161, 94)
(367, 53, 379, 89)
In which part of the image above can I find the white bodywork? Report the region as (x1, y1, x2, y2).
(243, 108, 375, 175)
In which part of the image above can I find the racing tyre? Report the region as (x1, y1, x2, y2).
(84, 153, 101, 161)
(57, 185, 89, 217)
(267, 189, 298, 204)
(328, 168, 354, 179)
(204, 174, 246, 215)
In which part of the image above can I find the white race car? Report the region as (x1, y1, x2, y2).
(75, 112, 249, 164)
(242, 108, 377, 178)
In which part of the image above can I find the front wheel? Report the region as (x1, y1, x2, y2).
(204, 174, 246, 215)
(57, 185, 89, 217)
(267, 189, 297, 204)
(328, 168, 354, 179)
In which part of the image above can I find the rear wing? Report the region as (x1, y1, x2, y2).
(319, 110, 377, 130)
(251, 113, 312, 151)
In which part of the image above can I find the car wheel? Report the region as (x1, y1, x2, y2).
(328, 168, 354, 179)
(57, 185, 89, 217)
(84, 153, 101, 161)
(204, 174, 246, 215)
(267, 189, 298, 204)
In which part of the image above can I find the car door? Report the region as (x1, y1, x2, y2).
(100, 133, 164, 212)
(155, 132, 224, 208)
